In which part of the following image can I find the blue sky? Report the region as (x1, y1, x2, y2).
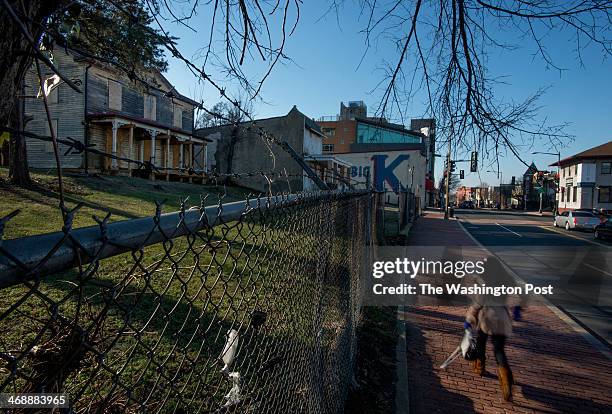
(161, 1, 611, 187)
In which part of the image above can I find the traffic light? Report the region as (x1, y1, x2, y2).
(460, 170, 465, 179)
(470, 151, 478, 172)
(511, 176, 515, 185)
(450, 161, 456, 173)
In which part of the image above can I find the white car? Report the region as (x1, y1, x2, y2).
(553, 211, 600, 231)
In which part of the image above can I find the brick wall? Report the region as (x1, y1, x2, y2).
(318, 120, 356, 154)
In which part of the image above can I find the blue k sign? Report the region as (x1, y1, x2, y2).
(371, 154, 409, 192)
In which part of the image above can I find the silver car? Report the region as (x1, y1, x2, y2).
(553, 211, 601, 231)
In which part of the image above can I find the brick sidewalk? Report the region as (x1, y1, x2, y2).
(401, 212, 612, 413)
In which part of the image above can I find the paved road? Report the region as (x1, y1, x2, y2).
(454, 208, 612, 347)
(403, 211, 612, 413)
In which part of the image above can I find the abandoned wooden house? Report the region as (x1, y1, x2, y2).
(24, 48, 208, 182)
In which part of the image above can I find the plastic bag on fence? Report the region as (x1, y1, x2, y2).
(221, 329, 239, 374)
(223, 372, 242, 406)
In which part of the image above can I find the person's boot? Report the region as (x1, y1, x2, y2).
(472, 359, 485, 376)
(498, 366, 513, 401)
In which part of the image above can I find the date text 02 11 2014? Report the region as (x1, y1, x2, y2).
(0, 393, 69, 408)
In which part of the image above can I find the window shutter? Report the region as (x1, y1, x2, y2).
(144, 94, 157, 120)
(108, 80, 122, 111)
(173, 105, 183, 128)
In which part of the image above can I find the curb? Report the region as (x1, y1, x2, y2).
(395, 306, 409, 414)
(455, 219, 612, 361)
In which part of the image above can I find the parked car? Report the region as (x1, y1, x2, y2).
(594, 218, 612, 240)
(553, 211, 600, 231)
(459, 200, 475, 209)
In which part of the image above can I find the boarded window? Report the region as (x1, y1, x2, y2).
(173, 105, 183, 128)
(108, 80, 122, 111)
(144, 94, 157, 120)
(44, 119, 59, 153)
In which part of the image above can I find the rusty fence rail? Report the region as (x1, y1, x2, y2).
(0, 189, 374, 413)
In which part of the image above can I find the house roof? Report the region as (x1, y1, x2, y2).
(87, 112, 211, 142)
(196, 105, 325, 137)
(523, 162, 538, 176)
(550, 141, 612, 167)
(71, 47, 199, 107)
(156, 73, 200, 107)
(297, 108, 325, 138)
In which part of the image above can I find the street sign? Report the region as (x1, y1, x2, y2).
(460, 170, 465, 179)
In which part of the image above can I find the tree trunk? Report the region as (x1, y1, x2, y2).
(8, 90, 30, 185)
(1, 1, 64, 186)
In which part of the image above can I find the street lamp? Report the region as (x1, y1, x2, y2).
(487, 170, 503, 210)
(532, 151, 561, 214)
(407, 166, 415, 191)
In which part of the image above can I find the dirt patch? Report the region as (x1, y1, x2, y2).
(18, 174, 94, 197)
(344, 306, 397, 414)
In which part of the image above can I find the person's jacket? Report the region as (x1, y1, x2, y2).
(466, 303, 512, 337)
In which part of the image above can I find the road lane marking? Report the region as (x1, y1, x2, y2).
(495, 222, 523, 237)
(457, 219, 612, 360)
(539, 226, 611, 248)
(584, 263, 612, 277)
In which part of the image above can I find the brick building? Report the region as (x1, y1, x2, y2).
(196, 106, 352, 193)
(317, 101, 437, 205)
(551, 141, 612, 212)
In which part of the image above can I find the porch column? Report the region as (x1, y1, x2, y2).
(111, 121, 118, 170)
(190, 141, 195, 167)
(166, 134, 171, 181)
(189, 141, 194, 183)
(179, 143, 184, 171)
(128, 125, 134, 176)
(150, 130, 157, 166)
(150, 130, 157, 180)
(139, 138, 144, 162)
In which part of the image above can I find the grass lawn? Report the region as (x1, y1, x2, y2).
(0, 168, 252, 239)
(0, 169, 367, 412)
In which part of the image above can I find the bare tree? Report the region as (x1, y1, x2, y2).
(1, 0, 300, 186)
(439, 172, 459, 193)
(353, 0, 611, 168)
(195, 96, 255, 129)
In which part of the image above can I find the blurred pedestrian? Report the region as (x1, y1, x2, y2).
(465, 303, 513, 401)
(465, 256, 515, 401)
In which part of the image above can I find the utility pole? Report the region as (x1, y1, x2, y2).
(499, 172, 503, 210)
(533, 151, 561, 214)
(539, 192, 543, 213)
(444, 146, 451, 219)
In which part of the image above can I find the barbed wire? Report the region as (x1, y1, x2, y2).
(0, 189, 373, 413)
(2, 126, 363, 188)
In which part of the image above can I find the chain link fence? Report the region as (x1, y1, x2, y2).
(0, 189, 374, 413)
